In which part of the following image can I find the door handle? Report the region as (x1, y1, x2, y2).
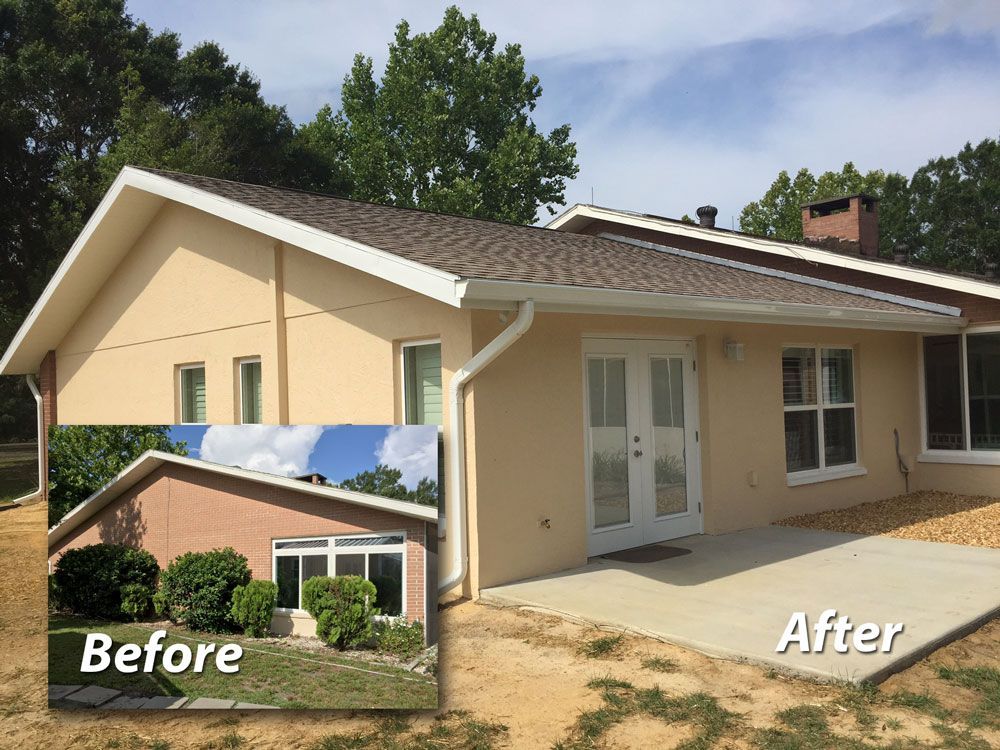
(633, 449, 643, 457)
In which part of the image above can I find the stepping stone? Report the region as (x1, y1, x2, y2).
(102, 695, 149, 709)
(63, 685, 121, 707)
(183, 697, 236, 709)
(48, 685, 82, 701)
(139, 696, 188, 709)
(234, 702, 277, 709)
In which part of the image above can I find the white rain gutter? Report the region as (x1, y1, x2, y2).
(439, 299, 535, 596)
(11, 374, 43, 505)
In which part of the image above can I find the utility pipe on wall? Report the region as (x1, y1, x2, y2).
(439, 300, 535, 596)
(11, 374, 43, 505)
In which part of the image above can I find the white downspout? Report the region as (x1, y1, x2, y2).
(439, 299, 535, 596)
(11, 374, 43, 505)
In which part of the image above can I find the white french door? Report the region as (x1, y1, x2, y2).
(583, 338, 703, 556)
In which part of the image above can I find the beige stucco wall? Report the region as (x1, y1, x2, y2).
(466, 311, 930, 591)
(913, 462, 1000, 495)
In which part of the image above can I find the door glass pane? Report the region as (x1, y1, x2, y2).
(335, 553, 365, 577)
(650, 357, 688, 517)
(924, 335, 965, 450)
(588, 356, 630, 528)
(275, 556, 299, 609)
(782, 348, 816, 406)
(822, 349, 854, 404)
(824, 407, 857, 466)
(784, 410, 819, 472)
(967, 332, 1000, 450)
(301, 554, 328, 587)
(370, 552, 403, 616)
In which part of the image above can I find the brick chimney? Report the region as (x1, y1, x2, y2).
(294, 472, 326, 485)
(801, 194, 879, 257)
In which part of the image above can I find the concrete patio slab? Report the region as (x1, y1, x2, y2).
(234, 702, 278, 709)
(480, 526, 1000, 683)
(61, 685, 121, 707)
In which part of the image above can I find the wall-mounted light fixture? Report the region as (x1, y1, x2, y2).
(724, 340, 744, 361)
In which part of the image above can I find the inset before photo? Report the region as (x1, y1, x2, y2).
(46, 424, 439, 710)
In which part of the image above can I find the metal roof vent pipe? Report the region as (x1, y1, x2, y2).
(893, 244, 910, 265)
(696, 205, 718, 228)
(985, 261, 998, 279)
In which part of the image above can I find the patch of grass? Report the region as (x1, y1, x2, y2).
(48, 616, 437, 710)
(200, 733, 245, 750)
(555, 680, 740, 750)
(936, 666, 1000, 729)
(930, 722, 992, 750)
(579, 633, 624, 659)
(889, 690, 951, 721)
(755, 704, 874, 750)
(310, 710, 508, 750)
(0, 444, 36, 503)
(641, 656, 679, 673)
(149, 741, 171, 750)
(839, 682, 879, 730)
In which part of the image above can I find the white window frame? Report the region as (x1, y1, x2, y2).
(238, 356, 262, 424)
(271, 531, 408, 617)
(177, 363, 206, 425)
(919, 324, 1000, 466)
(782, 345, 866, 486)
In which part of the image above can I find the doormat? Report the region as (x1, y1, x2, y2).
(602, 545, 692, 563)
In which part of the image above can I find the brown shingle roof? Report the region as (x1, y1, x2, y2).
(138, 168, 932, 313)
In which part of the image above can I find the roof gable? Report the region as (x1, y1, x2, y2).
(48, 450, 438, 547)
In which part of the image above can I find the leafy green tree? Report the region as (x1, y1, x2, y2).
(339, 464, 438, 506)
(322, 5, 578, 223)
(47, 425, 187, 526)
(906, 136, 1000, 271)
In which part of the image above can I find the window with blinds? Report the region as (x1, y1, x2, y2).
(239, 358, 262, 424)
(782, 346, 857, 474)
(179, 365, 206, 423)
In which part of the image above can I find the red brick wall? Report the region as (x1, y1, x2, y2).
(801, 196, 879, 257)
(38, 350, 57, 502)
(48, 463, 431, 625)
(582, 219, 1000, 323)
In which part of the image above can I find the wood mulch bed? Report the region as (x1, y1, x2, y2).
(775, 490, 1000, 548)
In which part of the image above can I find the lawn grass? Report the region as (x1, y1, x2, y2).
(49, 616, 437, 709)
(0, 443, 37, 503)
(936, 665, 1000, 730)
(309, 710, 508, 750)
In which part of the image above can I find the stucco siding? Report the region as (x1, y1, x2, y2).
(48, 463, 431, 626)
(467, 311, 927, 590)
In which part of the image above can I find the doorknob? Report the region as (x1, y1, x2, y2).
(633, 449, 643, 457)
(633, 435, 640, 442)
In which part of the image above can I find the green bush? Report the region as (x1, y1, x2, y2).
(376, 617, 425, 657)
(231, 579, 278, 637)
(119, 583, 153, 621)
(53, 543, 159, 620)
(48, 574, 62, 613)
(301, 575, 379, 649)
(158, 548, 250, 633)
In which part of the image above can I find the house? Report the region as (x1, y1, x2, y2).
(4, 167, 998, 603)
(47, 450, 439, 641)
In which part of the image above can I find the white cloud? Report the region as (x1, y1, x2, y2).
(199, 425, 324, 476)
(376, 426, 438, 490)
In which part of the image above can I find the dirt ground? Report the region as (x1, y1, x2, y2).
(776, 490, 1000, 548)
(2, 500, 998, 749)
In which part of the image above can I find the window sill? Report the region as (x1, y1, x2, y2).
(917, 451, 1000, 466)
(786, 465, 868, 487)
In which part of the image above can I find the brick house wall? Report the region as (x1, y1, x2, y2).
(580, 219, 1000, 323)
(48, 462, 433, 629)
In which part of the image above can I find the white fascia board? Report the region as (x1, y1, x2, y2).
(549, 204, 1000, 301)
(48, 450, 437, 548)
(601, 233, 962, 317)
(455, 279, 966, 333)
(0, 170, 141, 375)
(1, 167, 462, 375)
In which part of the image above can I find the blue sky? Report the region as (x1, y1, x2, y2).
(166, 425, 438, 489)
(126, 1, 1000, 225)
